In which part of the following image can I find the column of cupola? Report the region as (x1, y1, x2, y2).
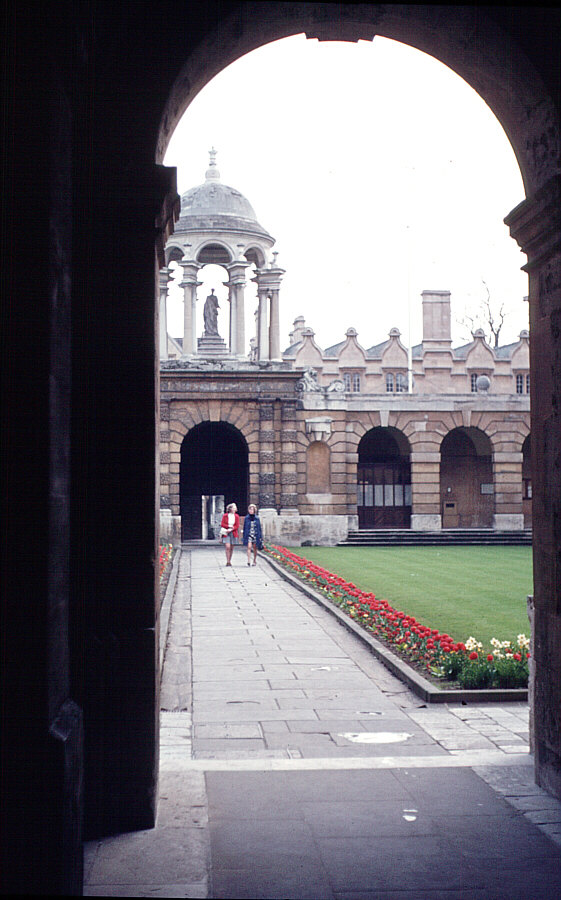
(158, 267, 171, 360)
(226, 258, 250, 356)
(179, 256, 202, 356)
(253, 255, 284, 362)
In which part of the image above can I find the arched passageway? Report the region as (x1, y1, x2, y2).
(5, 8, 561, 893)
(440, 427, 493, 528)
(180, 422, 248, 539)
(357, 428, 411, 528)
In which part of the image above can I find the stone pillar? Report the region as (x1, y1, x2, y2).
(257, 288, 269, 360)
(269, 288, 281, 361)
(345, 424, 359, 529)
(227, 260, 249, 357)
(410, 451, 442, 531)
(258, 401, 276, 511)
(505, 174, 561, 800)
(493, 448, 524, 530)
(280, 402, 299, 513)
(179, 259, 201, 356)
(158, 266, 170, 360)
(228, 283, 237, 355)
(253, 261, 285, 362)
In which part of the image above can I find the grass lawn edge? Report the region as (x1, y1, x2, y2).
(262, 553, 528, 705)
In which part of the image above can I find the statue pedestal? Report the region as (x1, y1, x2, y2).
(197, 333, 230, 357)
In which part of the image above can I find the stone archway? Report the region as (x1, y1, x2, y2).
(357, 427, 411, 528)
(440, 427, 493, 528)
(154, 6, 560, 796)
(180, 421, 249, 539)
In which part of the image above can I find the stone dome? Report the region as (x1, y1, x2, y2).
(175, 149, 272, 240)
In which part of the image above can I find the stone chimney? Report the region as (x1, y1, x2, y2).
(422, 290, 452, 349)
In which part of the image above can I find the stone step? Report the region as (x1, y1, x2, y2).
(339, 528, 532, 546)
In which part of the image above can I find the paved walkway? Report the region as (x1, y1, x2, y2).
(84, 546, 561, 898)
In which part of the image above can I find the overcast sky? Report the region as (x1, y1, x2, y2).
(163, 35, 529, 352)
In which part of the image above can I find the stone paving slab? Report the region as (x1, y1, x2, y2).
(85, 547, 561, 898)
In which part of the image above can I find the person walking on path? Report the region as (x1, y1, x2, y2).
(220, 502, 239, 566)
(242, 503, 263, 566)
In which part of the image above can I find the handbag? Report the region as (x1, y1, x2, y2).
(220, 526, 229, 537)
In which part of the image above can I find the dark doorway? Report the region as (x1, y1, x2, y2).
(440, 427, 493, 527)
(180, 422, 249, 539)
(357, 428, 411, 528)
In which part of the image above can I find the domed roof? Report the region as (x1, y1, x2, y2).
(175, 149, 273, 240)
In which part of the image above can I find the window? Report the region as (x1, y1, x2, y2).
(395, 372, 407, 393)
(343, 373, 351, 392)
(524, 478, 532, 500)
(352, 373, 361, 392)
(516, 374, 524, 394)
(385, 373, 394, 393)
(471, 373, 478, 392)
(526, 374, 530, 394)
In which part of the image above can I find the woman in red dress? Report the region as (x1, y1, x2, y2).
(220, 502, 239, 566)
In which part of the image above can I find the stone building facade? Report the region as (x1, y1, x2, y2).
(160, 160, 531, 545)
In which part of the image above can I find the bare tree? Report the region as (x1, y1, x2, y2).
(457, 280, 507, 347)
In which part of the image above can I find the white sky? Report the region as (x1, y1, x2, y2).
(163, 35, 529, 352)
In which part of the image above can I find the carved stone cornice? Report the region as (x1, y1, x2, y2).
(504, 175, 561, 270)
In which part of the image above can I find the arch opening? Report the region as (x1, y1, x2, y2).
(180, 422, 248, 539)
(522, 434, 532, 528)
(440, 427, 493, 528)
(357, 427, 411, 528)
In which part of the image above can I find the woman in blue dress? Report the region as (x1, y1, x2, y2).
(242, 504, 263, 566)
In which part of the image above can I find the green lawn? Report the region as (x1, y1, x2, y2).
(286, 546, 533, 646)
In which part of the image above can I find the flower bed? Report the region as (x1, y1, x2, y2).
(263, 544, 529, 690)
(159, 543, 173, 579)
(159, 543, 174, 605)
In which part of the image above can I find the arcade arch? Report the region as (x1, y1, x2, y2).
(357, 427, 412, 528)
(180, 421, 249, 539)
(440, 427, 493, 528)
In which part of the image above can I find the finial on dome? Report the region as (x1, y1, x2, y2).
(205, 147, 220, 181)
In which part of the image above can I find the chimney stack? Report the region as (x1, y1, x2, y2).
(422, 290, 452, 348)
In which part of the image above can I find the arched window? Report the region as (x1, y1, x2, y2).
(395, 372, 407, 393)
(352, 373, 361, 392)
(385, 373, 394, 393)
(307, 441, 331, 494)
(470, 373, 478, 392)
(516, 374, 524, 394)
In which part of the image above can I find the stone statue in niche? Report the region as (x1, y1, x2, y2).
(203, 289, 220, 336)
(296, 367, 322, 392)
